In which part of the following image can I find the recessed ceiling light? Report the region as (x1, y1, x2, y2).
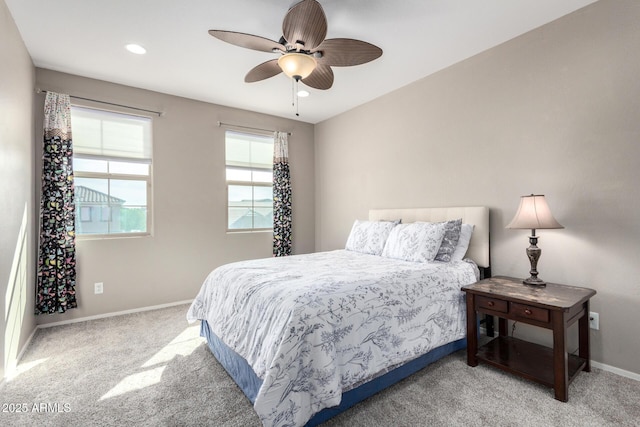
(297, 90, 310, 98)
(125, 44, 146, 55)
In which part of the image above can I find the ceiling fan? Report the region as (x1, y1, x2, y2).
(209, 0, 383, 90)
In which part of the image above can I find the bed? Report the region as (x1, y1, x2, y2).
(187, 207, 490, 426)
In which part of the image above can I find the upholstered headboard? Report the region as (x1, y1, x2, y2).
(369, 206, 490, 268)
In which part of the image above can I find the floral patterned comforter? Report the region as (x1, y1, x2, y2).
(187, 250, 479, 427)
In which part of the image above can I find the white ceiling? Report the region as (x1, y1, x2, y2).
(6, 0, 597, 124)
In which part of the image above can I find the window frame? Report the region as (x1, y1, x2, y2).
(71, 105, 153, 239)
(224, 131, 274, 233)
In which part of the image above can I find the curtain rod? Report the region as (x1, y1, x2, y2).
(36, 88, 164, 117)
(217, 121, 291, 136)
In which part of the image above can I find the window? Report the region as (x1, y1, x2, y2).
(225, 130, 274, 231)
(71, 106, 152, 237)
(79, 206, 92, 222)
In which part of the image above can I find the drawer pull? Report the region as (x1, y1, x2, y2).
(477, 296, 508, 313)
(511, 302, 550, 322)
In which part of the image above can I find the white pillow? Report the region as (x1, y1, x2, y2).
(382, 222, 446, 263)
(345, 220, 397, 255)
(450, 223, 475, 261)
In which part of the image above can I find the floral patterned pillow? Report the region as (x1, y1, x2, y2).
(451, 223, 475, 261)
(434, 218, 463, 262)
(381, 222, 447, 263)
(345, 220, 397, 255)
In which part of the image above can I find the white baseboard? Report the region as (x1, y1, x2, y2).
(36, 300, 193, 329)
(592, 361, 640, 381)
(478, 328, 639, 382)
(2, 300, 193, 382)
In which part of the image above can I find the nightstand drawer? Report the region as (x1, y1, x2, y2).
(510, 303, 549, 323)
(476, 296, 508, 313)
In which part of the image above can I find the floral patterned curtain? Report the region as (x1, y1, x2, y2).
(36, 92, 77, 315)
(273, 131, 292, 256)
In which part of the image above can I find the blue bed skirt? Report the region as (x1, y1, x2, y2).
(200, 321, 466, 426)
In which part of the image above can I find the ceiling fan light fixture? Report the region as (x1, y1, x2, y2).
(278, 53, 316, 80)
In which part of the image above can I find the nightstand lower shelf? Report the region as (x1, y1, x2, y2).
(477, 336, 587, 388)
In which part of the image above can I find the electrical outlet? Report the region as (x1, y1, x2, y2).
(589, 312, 599, 330)
(94, 282, 104, 294)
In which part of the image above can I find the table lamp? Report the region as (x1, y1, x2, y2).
(506, 194, 564, 286)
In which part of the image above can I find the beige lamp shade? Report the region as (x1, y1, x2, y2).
(278, 53, 317, 80)
(506, 194, 564, 230)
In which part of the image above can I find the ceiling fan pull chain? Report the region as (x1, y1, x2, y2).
(291, 78, 295, 109)
(296, 79, 300, 117)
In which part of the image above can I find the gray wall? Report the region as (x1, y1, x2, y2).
(34, 69, 315, 326)
(0, 0, 36, 379)
(315, 0, 640, 374)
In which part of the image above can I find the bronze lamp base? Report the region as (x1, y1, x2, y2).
(524, 233, 546, 287)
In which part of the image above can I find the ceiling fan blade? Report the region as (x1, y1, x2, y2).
(209, 30, 284, 53)
(245, 59, 282, 83)
(301, 64, 334, 90)
(313, 38, 383, 67)
(282, 0, 327, 50)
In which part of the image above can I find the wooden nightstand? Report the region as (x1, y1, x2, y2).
(462, 276, 596, 402)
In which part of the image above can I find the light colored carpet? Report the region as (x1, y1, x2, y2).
(0, 304, 637, 426)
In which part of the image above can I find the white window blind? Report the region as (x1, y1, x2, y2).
(72, 106, 152, 162)
(225, 131, 273, 170)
